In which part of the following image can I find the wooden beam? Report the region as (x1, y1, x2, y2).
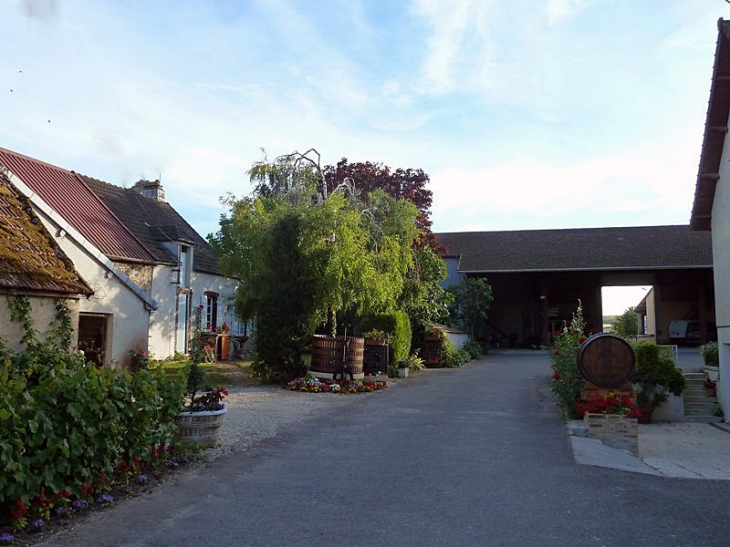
(699, 172, 721, 181)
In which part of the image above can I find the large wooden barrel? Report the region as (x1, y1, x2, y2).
(310, 335, 338, 375)
(309, 335, 365, 380)
(578, 333, 635, 388)
(336, 336, 365, 380)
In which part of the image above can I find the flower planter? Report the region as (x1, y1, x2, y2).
(175, 405, 227, 448)
(583, 412, 639, 455)
(397, 367, 409, 378)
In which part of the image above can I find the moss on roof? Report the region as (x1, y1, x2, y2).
(0, 172, 93, 295)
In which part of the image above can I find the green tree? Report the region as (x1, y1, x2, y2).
(447, 278, 494, 338)
(612, 306, 638, 338)
(209, 152, 423, 381)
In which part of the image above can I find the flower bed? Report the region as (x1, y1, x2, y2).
(286, 375, 387, 394)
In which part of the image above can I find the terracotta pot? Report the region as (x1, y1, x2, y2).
(636, 407, 653, 424)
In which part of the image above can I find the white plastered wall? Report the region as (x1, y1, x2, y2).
(147, 262, 240, 360)
(711, 110, 730, 412)
(0, 294, 80, 353)
(33, 209, 151, 369)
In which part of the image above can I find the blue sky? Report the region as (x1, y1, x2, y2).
(1, 1, 725, 312)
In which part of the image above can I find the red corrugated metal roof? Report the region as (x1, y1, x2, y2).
(0, 147, 156, 262)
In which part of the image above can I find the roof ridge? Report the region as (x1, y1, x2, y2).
(436, 224, 690, 237)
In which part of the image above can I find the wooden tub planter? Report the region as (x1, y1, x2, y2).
(583, 412, 639, 456)
(175, 405, 227, 448)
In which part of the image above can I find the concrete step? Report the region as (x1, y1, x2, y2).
(683, 415, 723, 423)
(684, 372, 707, 380)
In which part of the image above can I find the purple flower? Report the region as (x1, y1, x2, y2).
(167, 461, 179, 469)
(72, 499, 89, 509)
(136, 474, 148, 485)
(177, 456, 190, 465)
(0, 533, 15, 545)
(96, 494, 114, 505)
(31, 519, 45, 529)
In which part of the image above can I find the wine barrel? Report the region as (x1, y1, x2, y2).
(310, 335, 337, 376)
(309, 335, 365, 380)
(578, 333, 635, 388)
(336, 336, 365, 380)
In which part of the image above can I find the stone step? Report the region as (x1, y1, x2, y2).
(685, 408, 720, 417)
(683, 415, 723, 423)
(684, 372, 707, 379)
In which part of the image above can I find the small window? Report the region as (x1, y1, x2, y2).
(205, 292, 218, 331)
(180, 245, 191, 287)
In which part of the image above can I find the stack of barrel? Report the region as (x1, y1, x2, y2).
(310, 335, 365, 380)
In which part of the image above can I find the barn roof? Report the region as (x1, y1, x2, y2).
(0, 170, 93, 295)
(81, 175, 221, 275)
(0, 147, 156, 263)
(691, 18, 730, 231)
(438, 225, 712, 273)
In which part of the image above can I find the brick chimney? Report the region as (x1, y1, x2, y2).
(133, 179, 165, 201)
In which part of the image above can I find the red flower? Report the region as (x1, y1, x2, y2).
(578, 337, 586, 344)
(554, 349, 560, 355)
(553, 371, 562, 380)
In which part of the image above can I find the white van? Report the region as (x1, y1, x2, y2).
(668, 320, 701, 343)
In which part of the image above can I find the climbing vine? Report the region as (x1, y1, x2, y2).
(48, 299, 73, 351)
(6, 293, 37, 348)
(4, 295, 74, 352)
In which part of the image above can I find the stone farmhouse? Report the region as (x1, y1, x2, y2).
(0, 147, 240, 367)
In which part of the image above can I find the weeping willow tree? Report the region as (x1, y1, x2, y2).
(209, 150, 421, 382)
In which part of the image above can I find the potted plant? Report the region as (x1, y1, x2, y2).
(363, 328, 390, 346)
(700, 341, 719, 381)
(704, 378, 717, 398)
(175, 308, 229, 448)
(631, 341, 686, 424)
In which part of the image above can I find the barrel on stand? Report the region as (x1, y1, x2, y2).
(578, 333, 635, 388)
(309, 335, 365, 380)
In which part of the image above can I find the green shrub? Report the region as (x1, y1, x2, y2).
(699, 341, 719, 367)
(400, 351, 426, 373)
(360, 311, 412, 364)
(631, 341, 685, 407)
(0, 354, 184, 519)
(442, 339, 469, 368)
(461, 339, 483, 359)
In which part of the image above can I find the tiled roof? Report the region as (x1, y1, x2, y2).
(691, 18, 730, 231)
(81, 176, 221, 275)
(438, 225, 713, 273)
(0, 171, 93, 295)
(0, 147, 156, 263)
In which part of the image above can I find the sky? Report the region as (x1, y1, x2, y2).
(2, 1, 726, 312)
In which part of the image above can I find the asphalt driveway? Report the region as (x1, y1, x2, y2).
(39, 352, 730, 546)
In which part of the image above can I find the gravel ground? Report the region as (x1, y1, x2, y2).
(207, 385, 361, 460)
